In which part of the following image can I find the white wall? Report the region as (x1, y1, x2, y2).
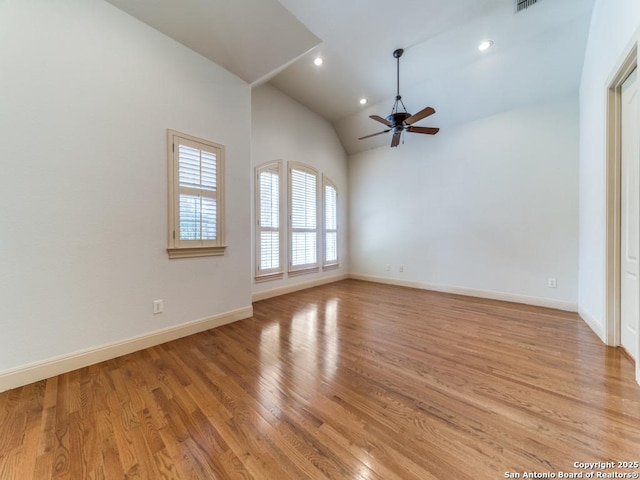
(251, 84, 348, 296)
(579, 0, 640, 337)
(349, 96, 579, 309)
(0, 1, 252, 376)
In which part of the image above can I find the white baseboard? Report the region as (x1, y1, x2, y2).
(0, 306, 253, 393)
(578, 308, 640, 386)
(577, 306, 606, 343)
(349, 273, 579, 312)
(252, 273, 349, 302)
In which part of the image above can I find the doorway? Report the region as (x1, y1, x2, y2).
(605, 44, 639, 383)
(620, 67, 639, 361)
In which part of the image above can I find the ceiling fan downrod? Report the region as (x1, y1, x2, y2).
(392, 48, 407, 115)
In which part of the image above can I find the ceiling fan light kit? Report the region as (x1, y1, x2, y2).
(359, 48, 439, 148)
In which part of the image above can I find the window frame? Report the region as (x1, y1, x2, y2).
(255, 161, 284, 281)
(167, 129, 226, 259)
(322, 175, 339, 269)
(288, 162, 320, 276)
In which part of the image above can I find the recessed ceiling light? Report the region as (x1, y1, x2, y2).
(359, 98, 367, 105)
(478, 40, 494, 52)
(314, 57, 323, 66)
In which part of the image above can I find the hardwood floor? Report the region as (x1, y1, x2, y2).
(1, 279, 639, 479)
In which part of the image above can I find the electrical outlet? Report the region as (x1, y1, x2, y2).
(153, 299, 164, 314)
(385, 264, 390, 271)
(547, 278, 557, 288)
(399, 265, 404, 273)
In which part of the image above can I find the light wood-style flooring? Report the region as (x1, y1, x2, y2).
(1, 279, 639, 479)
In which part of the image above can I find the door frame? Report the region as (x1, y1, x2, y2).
(605, 41, 638, 382)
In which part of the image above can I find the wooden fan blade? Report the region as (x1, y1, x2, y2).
(405, 106, 435, 125)
(370, 115, 393, 127)
(359, 129, 391, 140)
(407, 126, 440, 135)
(391, 132, 401, 147)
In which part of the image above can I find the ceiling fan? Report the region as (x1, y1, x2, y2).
(359, 48, 439, 147)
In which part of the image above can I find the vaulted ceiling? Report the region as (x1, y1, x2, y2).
(105, 0, 595, 155)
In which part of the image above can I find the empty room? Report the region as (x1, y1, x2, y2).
(1, 0, 640, 479)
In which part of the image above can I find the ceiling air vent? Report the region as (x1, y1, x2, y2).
(516, 0, 540, 12)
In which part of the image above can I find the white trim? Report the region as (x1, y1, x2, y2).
(605, 43, 638, 347)
(0, 306, 253, 393)
(349, 274, 578, 312)
(252, 273, 348, 302)
(578, 307, 607, 343)
(602, 30, 640, 386)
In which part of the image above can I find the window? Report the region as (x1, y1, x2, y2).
(255, 161, 339, 280)
(167, 129, 225, 259)
(289, 163, 319, 274)
(256, 161, 283, 279)
(323, 176, 338, 267)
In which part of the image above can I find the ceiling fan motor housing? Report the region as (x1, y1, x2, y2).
(387, 112, 411, 128)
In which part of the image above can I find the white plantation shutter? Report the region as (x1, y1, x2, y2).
(167, 130, 225, 258)
(289, 163, 319, 272)
(256, 162, 283, 277)
(323, 177, 338, 266)
(260, 231, 279, 269)
(178, 144, 217, 241)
